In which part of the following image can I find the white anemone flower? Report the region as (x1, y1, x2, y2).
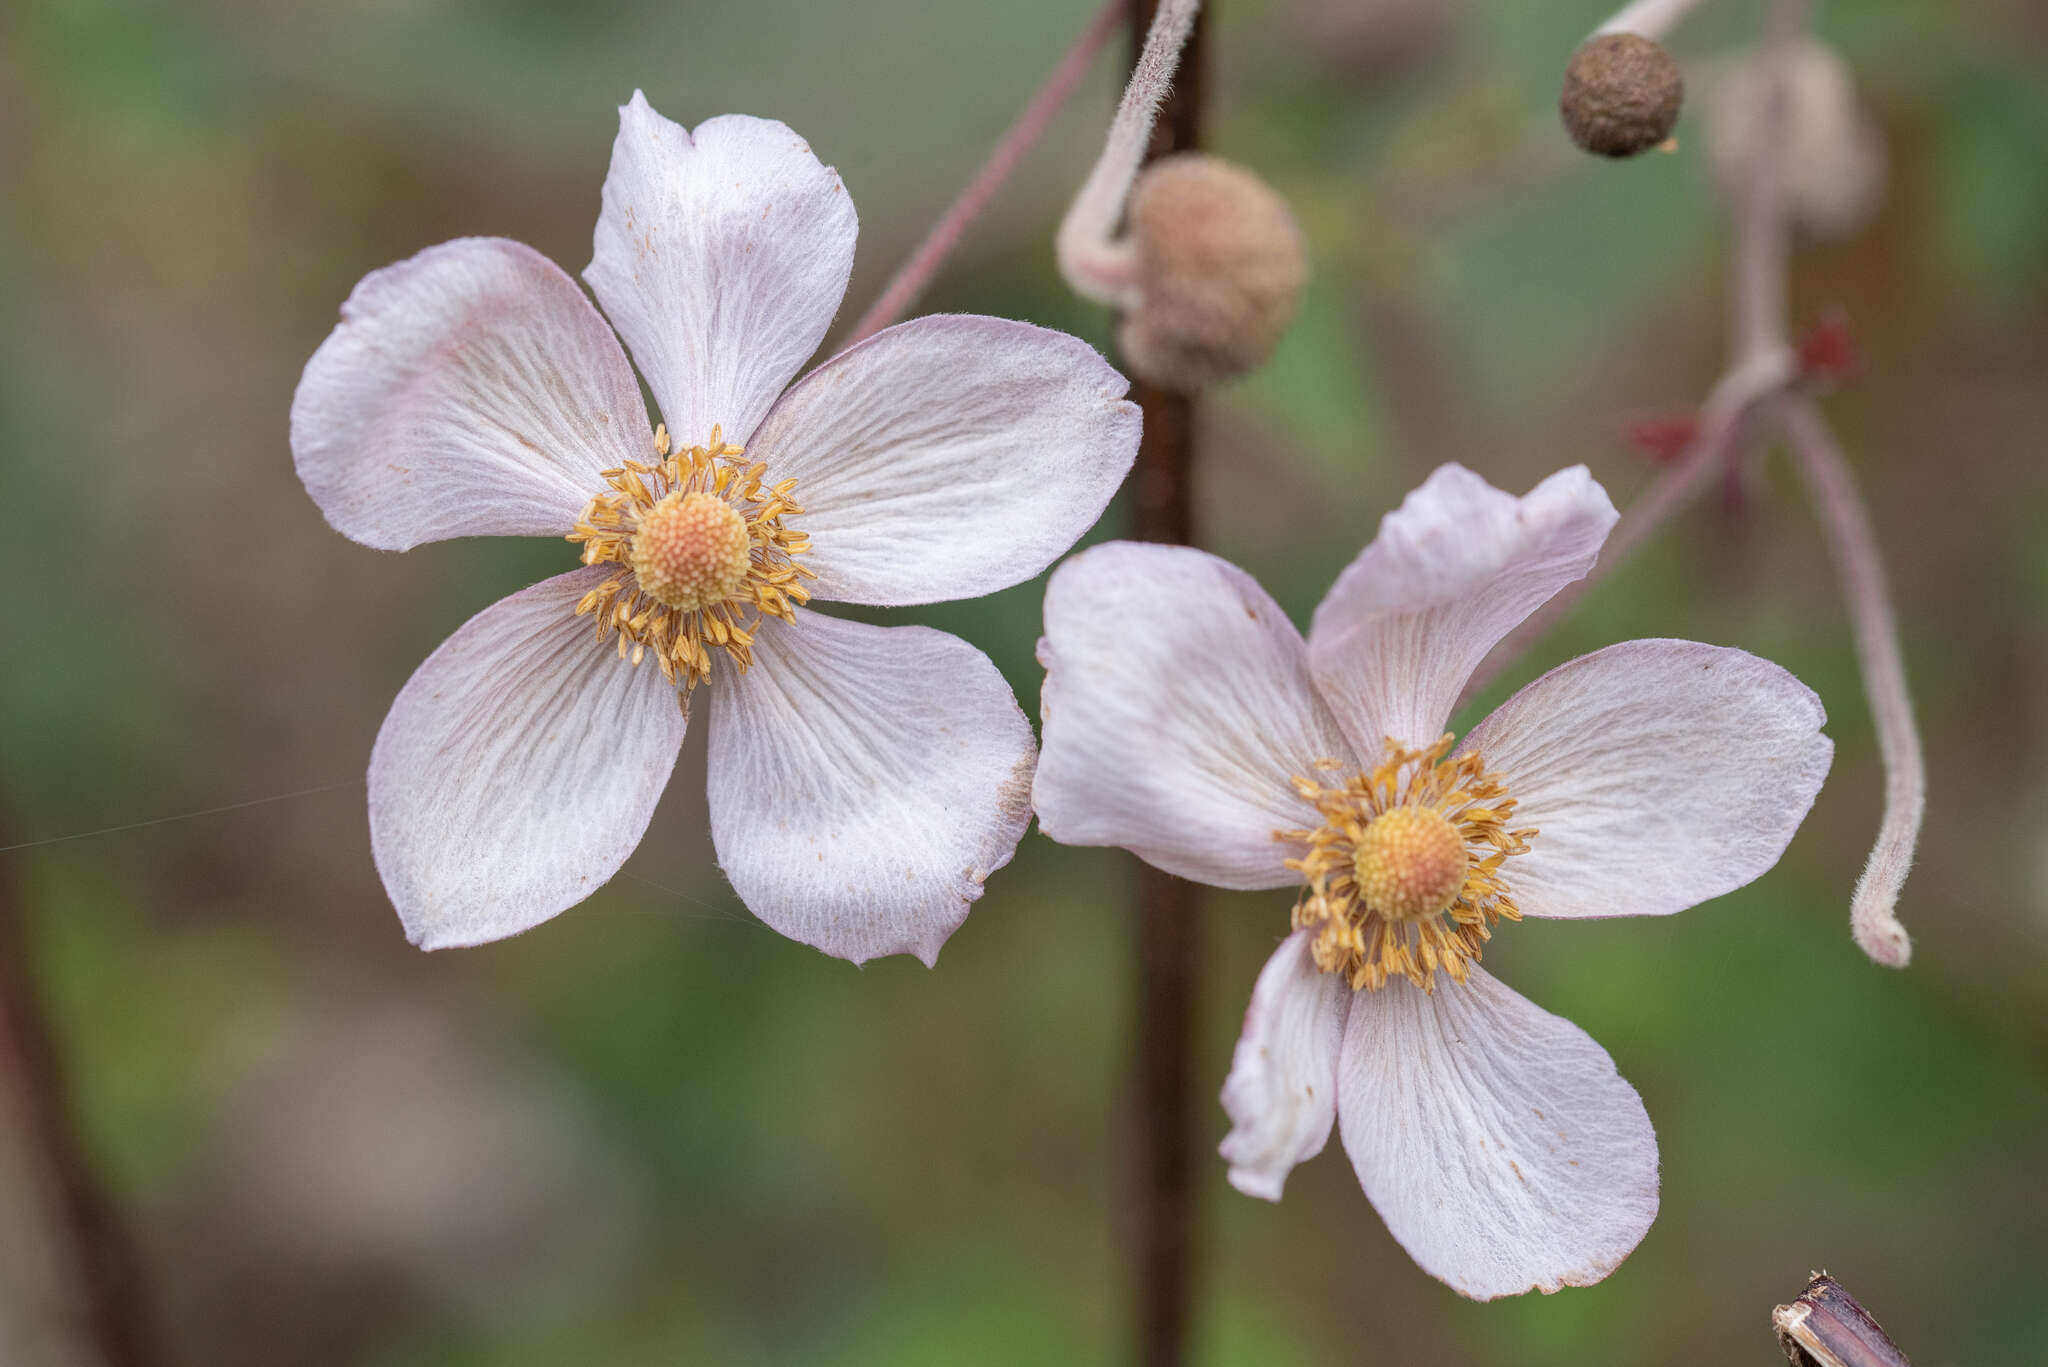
(1033, 465, 1831, 1298)
(291, 93, 1141, 962)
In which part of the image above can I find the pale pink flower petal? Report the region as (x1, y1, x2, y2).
(585, 93, 857, 450)
(292, 238, 651, 550)
(369, 568, 688, 949)
(1034, 542, 1354, 890)
(1219, 930, 1349, 1201)
(746, 315, 1142, 605)
(1460, 639, 1832, 919)
(706, 611, 1035, 967)
(1306, 465, 1616, 756)
(1337, 967, 1658, 1300)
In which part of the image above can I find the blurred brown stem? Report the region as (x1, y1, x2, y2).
(1123, 3, 1205, 1365)
(0, 834, 171, 1367)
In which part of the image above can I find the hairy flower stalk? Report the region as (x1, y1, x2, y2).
(1784, 397, 1919, 967)
(1056, 0, 1202, 309)
(1058, 0, 1303, 392)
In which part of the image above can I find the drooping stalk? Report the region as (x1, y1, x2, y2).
(1782, 396, 1918, 967)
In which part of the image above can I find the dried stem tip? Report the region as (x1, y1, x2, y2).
(1118, 153, 1308, 393)
(1773, 1273, 1915, 1367)
(1561, 33, 1684, 158)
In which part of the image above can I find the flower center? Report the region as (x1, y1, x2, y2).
(629, 492, 752, 612)
(1351, 806, 1468, 923)
(568, 424, 814, 692)
(1281, 733, 1535, 994)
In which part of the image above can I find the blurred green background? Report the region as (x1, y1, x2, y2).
(2, 0, 2045, 1362)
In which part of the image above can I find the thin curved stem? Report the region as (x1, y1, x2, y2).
(1057, 0, 1201, 307)
(841, 0, 1127, 348)
(1782, 396, 1918, 968)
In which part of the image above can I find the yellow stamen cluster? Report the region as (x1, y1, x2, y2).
(1281, 733, 1535, 993)
(568, 424, 814, 691)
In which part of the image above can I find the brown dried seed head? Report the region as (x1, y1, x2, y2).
(1118, 154, 1308, 393)
(1560, 33, 1685, 158)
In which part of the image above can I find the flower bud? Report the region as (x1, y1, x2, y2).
(1118, 154, 1308, 393)
(1559, 33, 1684, 158)
(1708, 39, 1886, 242)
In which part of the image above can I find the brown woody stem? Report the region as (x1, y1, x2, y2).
(1123, 3, 1206, 1364)
(0, 831, 172, 1367)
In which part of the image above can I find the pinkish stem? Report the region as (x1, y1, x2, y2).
(841, 0, 1128, 349)
(1733, 0, 1805, 359)
(1459, 350, 1792, 709)
(1782, 396, 1918, 967)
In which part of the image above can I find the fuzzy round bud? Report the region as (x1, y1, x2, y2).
(1560, 33, 1685, 158)
(1707, 39, 1886, 242)
(1117, 154, 1308, 393)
